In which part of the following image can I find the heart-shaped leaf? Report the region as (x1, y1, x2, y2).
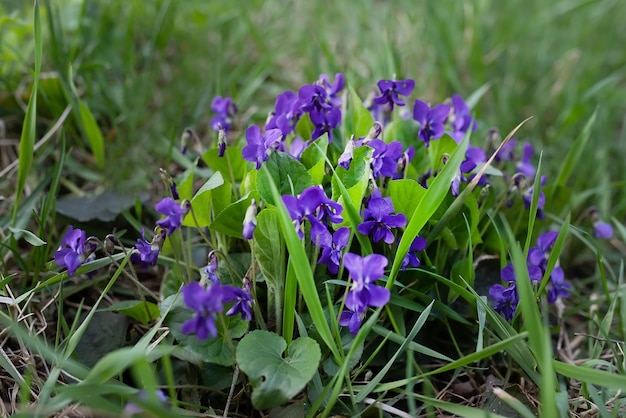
(236, 330, 320, 409)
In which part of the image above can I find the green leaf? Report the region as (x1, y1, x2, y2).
(162, 295, 246, 366)
(253, 208, 285, 294)
(56, 190, 147, 222)
(347, 84, 374, 138)
(182, 171, 225, 227)
(295, 112, 314, 141)
(428, 133, 458, 172)
(331, 146, 372, 228)
(74, 311, 129, 368)
(8, 227, 46, 246)
(388, 179, 427, 220)
(176, 167, 195, 201)
(102, 300, 160, 325)
(236, 330, 321, 410)
(256, 152, 313, 205)
(211, 192, 259, 238)
(300, 134, 329, 184)
(202, 146, 247, 182)
(77, 100, 105, 169)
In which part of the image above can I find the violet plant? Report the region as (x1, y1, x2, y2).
(47, 73, 619, 417)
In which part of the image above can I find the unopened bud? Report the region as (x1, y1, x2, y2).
(242, 199, 257, 240)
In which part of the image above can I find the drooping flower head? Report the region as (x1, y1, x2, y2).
(131, 228, 165, 268)
(310, 107, 341, 142)
(401, 236, 427, 270)
(155, 197, 187, 235)
(242, 125, 283, 170)
(223, 279, 254, 321)
(54, 226, 96, 276)
(210, 96, 237, 132)
(373, 79, 415, 112)
(448, 94, 477, 143)
(413, 100, 450, 146)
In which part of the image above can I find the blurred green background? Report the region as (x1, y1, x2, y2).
(1, 0, 625, 213)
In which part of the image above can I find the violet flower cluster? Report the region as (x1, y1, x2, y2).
(243, 73, 346, 169)
(489, 231, 572, 320)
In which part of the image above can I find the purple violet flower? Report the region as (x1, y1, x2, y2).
(318, 73, 345, 108)
(358, 195, 407, 244)
(527, 230, 558, 270)
(299, 84, 332, 113)
(318, 227, 350, 274)
(448, 94, 477, 143)
(223, 282, 254, 321)
(242, 125, 283, 170)
(516, 143, 536, 178)
(489, 283, 518, 321)
(547, 266, 572, 303)
(593, 221, 613, 239)
(343, 253, 391, 314)
(155, 197, 186, 235)
(54, 226, 95, 276)
(204, 253, 220, 284)
(413, 100, 450, 146)
(283, 186, 343, 241)
(373, 79, 415, 111)
(368, 139, 404, 179)
(181, 281, 227, 340)
(131, 228, 165, 268)
(339, 305, 366, 335)
(266, 90, 302, 136)
(210, 96, 237, 132)
(401, 236, 427, 270)
(310, 108, 341, 142)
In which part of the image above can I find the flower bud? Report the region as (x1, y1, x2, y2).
(242, 199, 257, 240)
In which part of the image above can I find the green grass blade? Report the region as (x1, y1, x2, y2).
(412, 393, 509, 418)
(389, 132, 469, 288)
(523, 153, 543, 254)
(553, 360, 626, 391)
(355, 300, 435, 402)
(505, 220, 558, 417)
(13, 0, 42, 221)
(554, 109, 597, 189)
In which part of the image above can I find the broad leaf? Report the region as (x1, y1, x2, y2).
(256, 152, 313, 205)
(236, 330, 321, 409)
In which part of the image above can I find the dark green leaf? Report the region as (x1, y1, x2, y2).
(256, 152, 313, 205)
(236, 330, 321, 409)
